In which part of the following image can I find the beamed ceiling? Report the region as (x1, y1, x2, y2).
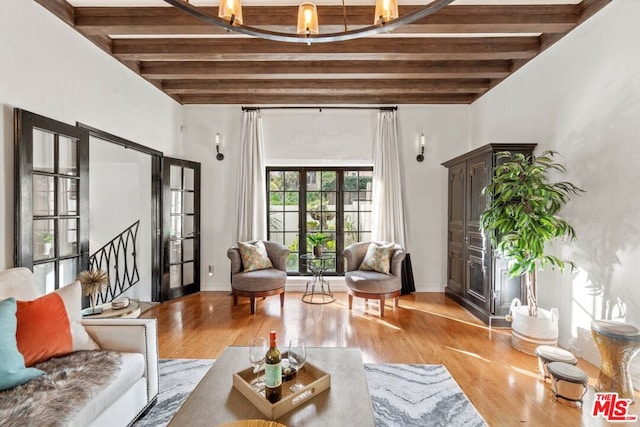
(36, 0, 612, 105)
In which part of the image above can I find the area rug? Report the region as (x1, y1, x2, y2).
(134, 359, 486, 427)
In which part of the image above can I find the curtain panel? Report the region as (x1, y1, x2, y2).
(371, 110, 407, 249)
(234, 110, 267, 242)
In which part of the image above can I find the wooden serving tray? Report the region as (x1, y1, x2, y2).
(232, 360, 331, 420)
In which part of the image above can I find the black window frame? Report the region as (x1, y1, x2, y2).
(267, 166, 373, 275)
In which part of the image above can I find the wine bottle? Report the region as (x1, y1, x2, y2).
(264, 330, 282, 403)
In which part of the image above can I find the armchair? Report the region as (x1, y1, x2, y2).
(343, 241, 405, 317)
(227, 240, 290, 314)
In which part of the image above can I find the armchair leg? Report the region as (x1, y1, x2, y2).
(233, 293, 238, 306)
(280, 292, 285, 308)
(394, 296, 399, 308)
(379, 295, 386, 317)
(250, 296, 256, 315)
(348, 294, 353, 310)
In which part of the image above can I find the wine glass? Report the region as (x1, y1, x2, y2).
(249, 337, 267, 391)
(288, 338, 307, 392)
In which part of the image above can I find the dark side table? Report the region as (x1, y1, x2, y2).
(300, 254, 335, 304)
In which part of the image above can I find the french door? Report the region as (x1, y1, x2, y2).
(161, 157, 201, 301)
(14, 109, 89, 293)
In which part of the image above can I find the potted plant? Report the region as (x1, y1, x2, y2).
(307, 233, 328, 257)
(480, 151, 583, 354)
(39, 231, 54, 256)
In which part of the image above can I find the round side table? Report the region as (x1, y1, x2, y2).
(300, 254, 335, 304)
(82, 299, 141, 319)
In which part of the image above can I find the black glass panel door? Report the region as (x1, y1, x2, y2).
(14, 109, 89, 293)
(161, 157, 201, 301)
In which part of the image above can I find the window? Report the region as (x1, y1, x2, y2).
(267, 167, 373, 274)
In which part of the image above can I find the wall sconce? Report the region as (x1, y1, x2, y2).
(416, 133, 426, 162)
(215, 132, 224, 161)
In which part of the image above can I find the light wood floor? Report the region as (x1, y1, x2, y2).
(140, 291, 639, 426)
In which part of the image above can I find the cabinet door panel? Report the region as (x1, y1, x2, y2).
(493, 256, 526, 315)
(447, 245, 464, 295)
(447, 164, 465, 294)
(466, 250, 491, 311)
(466, 158, 489, 227)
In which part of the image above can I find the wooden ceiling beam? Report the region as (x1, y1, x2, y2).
(141, 60, 511, 80)
(162, 79, 491, 95)
(176, 93, 478, 104)
(73, 5, 578, 36)
(112, 37, 539, 62)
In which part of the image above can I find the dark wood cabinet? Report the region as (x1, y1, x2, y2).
(442, 144, 536, 324)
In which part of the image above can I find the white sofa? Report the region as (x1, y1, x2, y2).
(0, 267, 159, 427)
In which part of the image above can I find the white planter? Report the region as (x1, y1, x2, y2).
(509, 299, 559, 355)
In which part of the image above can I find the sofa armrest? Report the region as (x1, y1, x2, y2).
(227, 246, 243, 274)
(343, 242, 368, 272)
(390, 246, 405, 278)
(264, 241, 290, 272)
(81, 318, 159, 403)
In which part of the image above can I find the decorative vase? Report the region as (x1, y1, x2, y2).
(83, 293, 103, 316)
(509, 299, 558, 355)
(313, 245, 323, 257)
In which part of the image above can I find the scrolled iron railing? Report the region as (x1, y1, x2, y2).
(89, 220, 140, 304)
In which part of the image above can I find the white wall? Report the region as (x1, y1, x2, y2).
(469, 0, 640, 375)
(90, 137, 153, 301)
(183, 105, 468, 292)
(0, 0, 182, 270)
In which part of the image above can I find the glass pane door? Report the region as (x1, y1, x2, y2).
(15, 109, 89, 293)
(162, 157, 200, 301)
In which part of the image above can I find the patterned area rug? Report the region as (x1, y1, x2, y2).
(134, 359, 486, 427)
(364, 364, 486, 427)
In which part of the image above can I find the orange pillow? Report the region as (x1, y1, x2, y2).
(16, 292, 73, 367)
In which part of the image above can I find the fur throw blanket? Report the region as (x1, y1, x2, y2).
(0, 350, 122, 427)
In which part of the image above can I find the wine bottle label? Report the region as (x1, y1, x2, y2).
(264, 362, 282, 387)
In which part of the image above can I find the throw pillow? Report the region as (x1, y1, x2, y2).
(359, 242, 395, 274)
(54, 280, 101, 351)
(237, 240, 274, 272)
(0, 298, 44, 391)
(16, 281, 98, 367)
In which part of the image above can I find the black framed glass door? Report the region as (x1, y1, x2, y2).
(161, 157, 201, 301)
(14, 109, 89, 293)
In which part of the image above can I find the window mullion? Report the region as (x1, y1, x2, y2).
(299, 168, 308, 274)
(336, 171, 345, 273)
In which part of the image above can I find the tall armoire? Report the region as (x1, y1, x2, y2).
(442, 143, 536, 324)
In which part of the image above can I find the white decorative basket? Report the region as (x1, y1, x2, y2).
(509, 299, 559, 355)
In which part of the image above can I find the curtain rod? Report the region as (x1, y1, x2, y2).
(241, 106, 397, 112)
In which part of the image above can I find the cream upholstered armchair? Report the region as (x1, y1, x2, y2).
(343, 241, 405, 317)
(227, 240, 290, 314)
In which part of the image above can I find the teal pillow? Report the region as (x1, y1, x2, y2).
(0, 298, 44, 391)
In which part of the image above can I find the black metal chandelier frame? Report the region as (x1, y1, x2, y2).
(163, 0, 455, 44)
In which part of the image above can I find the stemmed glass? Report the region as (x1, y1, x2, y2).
(249, 337, 267, 391)
(288, 338, 307, 392)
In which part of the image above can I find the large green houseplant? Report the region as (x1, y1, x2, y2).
(480, 151, 583, 352)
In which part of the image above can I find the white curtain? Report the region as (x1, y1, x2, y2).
(234, 109, 267, 242)
(371, 109, 407, 249)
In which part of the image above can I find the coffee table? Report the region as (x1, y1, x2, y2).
(168, 346, 375, 426)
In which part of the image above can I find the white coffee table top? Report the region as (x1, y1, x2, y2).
(168, 346, 375, 427)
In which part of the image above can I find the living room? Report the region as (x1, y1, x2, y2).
(1, 0, 639, 425)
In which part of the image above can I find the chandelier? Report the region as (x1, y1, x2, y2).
(164, 0, 455, 44)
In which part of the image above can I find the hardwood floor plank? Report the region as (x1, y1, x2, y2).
(141, 291, 639, 426)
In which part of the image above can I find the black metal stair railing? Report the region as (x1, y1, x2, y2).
(89, 220, 140, 304)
